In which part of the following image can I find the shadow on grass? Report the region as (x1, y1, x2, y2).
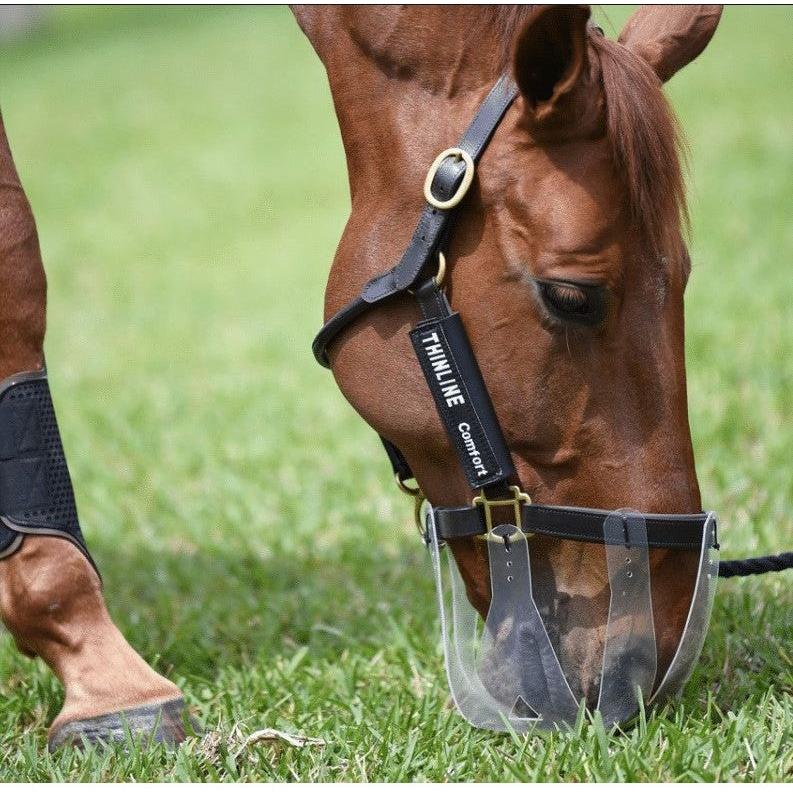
(90, 532, 436, 679)
(87, 533, 792, 717)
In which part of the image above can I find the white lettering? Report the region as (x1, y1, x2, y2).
(457, 422, 489, 477)
(420, 332, 466, 408)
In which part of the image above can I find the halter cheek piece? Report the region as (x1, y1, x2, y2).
(0, 369, 99, 578)
(313, 74, 712, 552)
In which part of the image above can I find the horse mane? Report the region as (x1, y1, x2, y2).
(488, 6, 688, 253)
(589, 32, 689, 253)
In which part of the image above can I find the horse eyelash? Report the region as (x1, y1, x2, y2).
(533, 279, 607, 328)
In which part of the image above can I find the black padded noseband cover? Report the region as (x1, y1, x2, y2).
(0, 370, 97, 573)
(410, 312, 514, 489)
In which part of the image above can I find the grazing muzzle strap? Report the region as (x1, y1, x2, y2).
(0, 369, 99, 577)
(409, 286, 515, 490)
(434, 501, 712, 549)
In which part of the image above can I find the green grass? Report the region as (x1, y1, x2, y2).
(0, 5, 790, 782)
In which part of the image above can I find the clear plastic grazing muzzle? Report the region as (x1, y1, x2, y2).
(427, 508, 719, 732)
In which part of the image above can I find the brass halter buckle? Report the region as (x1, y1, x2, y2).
(423, 147, 475, 210)
(472, 485, 532, 539)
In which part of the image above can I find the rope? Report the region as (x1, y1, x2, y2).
(718, 552, 793, 578)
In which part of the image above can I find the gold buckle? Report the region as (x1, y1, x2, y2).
(395, 472, 426, 539)
(472, 485, 532, 535)
(423, 147, 475, 210)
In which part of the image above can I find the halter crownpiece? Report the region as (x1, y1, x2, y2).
(312, 74, 788, 730)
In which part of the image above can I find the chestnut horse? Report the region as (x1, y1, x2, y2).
(292, 3, 722, 708)
(0, 4, 721, 748)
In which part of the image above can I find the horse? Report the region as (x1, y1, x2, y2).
(0, 4, 723, 748)
(291, 2, 725, 721)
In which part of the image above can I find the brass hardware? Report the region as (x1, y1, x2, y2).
(395, 473, 426, 538)
(472, 485, 532, 536)
(413, 494, 426, 539)
(395, 472, 421, 497)
(423, 147, 475, 210)
(434, 251, 446, 287)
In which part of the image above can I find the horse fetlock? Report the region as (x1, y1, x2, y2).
(0, 535, 102, 659)
(2, 535, 184, 727)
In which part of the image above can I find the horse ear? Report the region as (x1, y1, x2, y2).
(618, 5, 723, 83)
(513, 5, 592, 122)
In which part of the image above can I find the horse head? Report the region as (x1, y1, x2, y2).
(294, 4, 722, 710)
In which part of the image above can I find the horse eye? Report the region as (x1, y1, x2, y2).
(536, 280, 606, 326)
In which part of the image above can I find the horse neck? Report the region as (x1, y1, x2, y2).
(293, 6, 517, 203)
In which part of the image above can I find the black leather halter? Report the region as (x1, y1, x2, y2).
(313, 75, 711, 551)
(312, 75, 519, 368)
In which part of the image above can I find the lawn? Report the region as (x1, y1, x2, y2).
(0, 5, 790, 782)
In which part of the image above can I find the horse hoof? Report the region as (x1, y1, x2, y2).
(47, 697, 200, 752)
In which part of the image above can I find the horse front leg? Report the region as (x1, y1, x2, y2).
(0, 111, 193, 750)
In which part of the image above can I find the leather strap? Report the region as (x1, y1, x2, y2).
(381, 436, 413, 484)
(434, 502, 713, 550)
(313, 75, 519, 367)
